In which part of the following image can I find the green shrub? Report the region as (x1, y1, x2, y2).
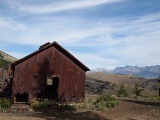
(107, 100, 118, 108)
(118, 84, 128, 97)
(31, 95, 119, 111)
(133, 83, 142, 96)
(31, 100, 51, 110)
(31, 99, 39, 109)
(37, 102, 49, 109)
(0, 59, 11, 69)
(58, 104, 77, 111)
(93, 95, 118, 111)
(78, 98, 94, 110)
(153, 96, 160, 100)
(0, 98, 10, 109)
(31, 99, 77, 111)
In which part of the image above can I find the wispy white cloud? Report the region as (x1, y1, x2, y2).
(70, 51, 119, 70)
(0, 17, 26, 31)
(1, 11, 160, 70)
(64, 12, 160, 69)
(7, 0, 124, 14)
(0, 14, 112, 46)
(98, 13, 160, 67)
(0, 0, 160, 69)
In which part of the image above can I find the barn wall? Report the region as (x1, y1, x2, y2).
(12, 46, 86, 103)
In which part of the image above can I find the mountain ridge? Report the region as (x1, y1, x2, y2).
(90, 65, 160, 79)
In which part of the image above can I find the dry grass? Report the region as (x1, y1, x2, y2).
(86, 72, 158, 97)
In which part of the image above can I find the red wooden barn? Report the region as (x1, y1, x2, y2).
(11, 41, 89, 104)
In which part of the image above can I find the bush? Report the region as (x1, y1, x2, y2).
(0, 98, 10, 110)
(31, 100, 51, 110)
(31, 99, 77, 111)
(93, 95, 118, 111)
(0, 59, 11, 69)
(118, 84, 128, 97)
(153, 96, 160, 100)
(58, 104, 77, 111)
(31, 99, 39, 109)
(133, 83, 142, 96)
(31, 95, 118, 111)
(78, 98, 95, 110)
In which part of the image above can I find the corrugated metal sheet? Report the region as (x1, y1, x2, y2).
(11, 42, 89, 104)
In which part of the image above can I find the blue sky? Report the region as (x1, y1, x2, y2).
(0, 0, 160, 70)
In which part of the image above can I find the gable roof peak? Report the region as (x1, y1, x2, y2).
(39, 42, 51, 50)
(12, 41, 90, 71)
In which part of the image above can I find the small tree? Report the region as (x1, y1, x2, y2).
(118, 84, 128, 97)
(133, 83, 142, 96)
(0, 54, 4, 59)
(158, 77, 160, 96)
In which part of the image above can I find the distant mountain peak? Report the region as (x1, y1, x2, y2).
(89, 65, 160, 79)
(113, 65, 160, 79)
(88, 68, 112, 73)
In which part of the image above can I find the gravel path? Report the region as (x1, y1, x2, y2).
(96, 98, 160, 120)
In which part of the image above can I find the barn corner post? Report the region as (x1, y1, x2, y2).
(10, 64, 15, 106)
(9, 77, 13, 107)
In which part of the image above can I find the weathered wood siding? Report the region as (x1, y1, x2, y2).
(12, 46, 86, 103)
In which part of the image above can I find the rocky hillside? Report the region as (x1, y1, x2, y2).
(0, 50, 17, 69)
(86, 72, 159, 96)
(0, 50, 17, 63)
(0, 59, 11, 68)
(0, 51, 15, 97)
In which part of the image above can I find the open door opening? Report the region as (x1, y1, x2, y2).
(15, 92, 28, 103)
(45, 77, 59, 100)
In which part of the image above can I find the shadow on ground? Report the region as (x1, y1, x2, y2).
(123, 99, 160, 107)
(26, 110, 109, 120)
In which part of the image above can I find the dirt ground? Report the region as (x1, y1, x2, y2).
(0, 98, 160, 120)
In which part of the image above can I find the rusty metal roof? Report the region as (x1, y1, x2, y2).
(11, 41, 90, 71)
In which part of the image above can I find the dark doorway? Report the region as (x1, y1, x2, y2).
(37, 91, 43, 102)
(45, 77, 59, 100)
(15, 92, 28, 103)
